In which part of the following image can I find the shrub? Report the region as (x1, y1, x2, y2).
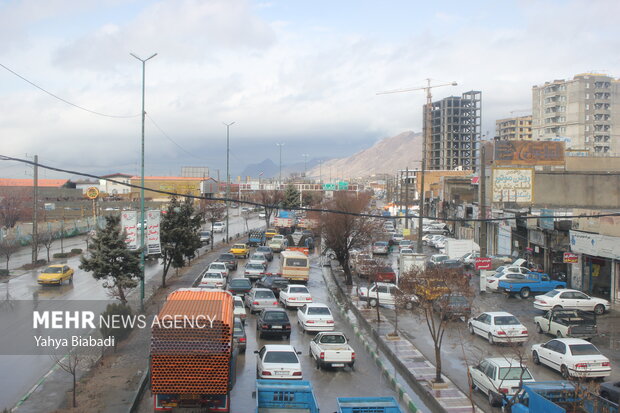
(0, 269, 9, 277)
(53, 252, 70, 259)
(70, 248, 83, 254)
(99, 303, 134, 347)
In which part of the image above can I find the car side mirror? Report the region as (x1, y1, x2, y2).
(296, 351, 302, 355)
(253, 350, 259, 354)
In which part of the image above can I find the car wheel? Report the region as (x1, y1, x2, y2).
(532, 351, 540, 365)
(561, 364, 570, 379)
(369, 298, 378, 308)
(556, 330, 563, 338)
(519, 287, 531, 299)
(316, 358, 321, 370)
(488, 333, 495, 345)
(553, 305, 563, 311)
(536, 323, 543, 333)
(468, 324, 475, 335)
(601, 391, 610, 401)
(405, 301, 414, 310)
(594, 304, 605, 315)
(489, 391, 500, 407)
(69, 275, 73, 284)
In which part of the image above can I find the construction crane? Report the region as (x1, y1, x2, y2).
(377, 79, 457, 253)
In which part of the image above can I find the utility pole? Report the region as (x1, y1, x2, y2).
(277, 143, 284, 187)
(32, 154, 38, 263)
(224, 122, 235, 243)
(130, 51, 157, 311)
(318, 160, 323, 183)
(302, 154, 309, 177)
(404, 166, 409, 229)
(479, 144, 488, 257)
(377, 78, 457, 253)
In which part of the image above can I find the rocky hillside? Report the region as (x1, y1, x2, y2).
(306, 131, 423, 179)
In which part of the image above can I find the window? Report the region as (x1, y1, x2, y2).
(377, 285, 388, 294)
(484, 363, 497, 380)
(499, 367, 533, 380)
(285, 258, 308, 267)
(307, 307, 331, 316)
(569, 344, 600, 356)
(494, 316, 520, 326)
(264, 351, 298, 363)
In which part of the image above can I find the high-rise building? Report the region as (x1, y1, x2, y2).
(532, 73, 620, 154)
(424, 91, 481, 171)
(495, 115, 532, 140)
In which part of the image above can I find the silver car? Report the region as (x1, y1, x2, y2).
(244, 262, 266, 281)
(245, 288, 279, 314)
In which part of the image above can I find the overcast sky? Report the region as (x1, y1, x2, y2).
(1, 0, 619, 180)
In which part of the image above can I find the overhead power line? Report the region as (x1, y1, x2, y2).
(1, 154, 620, 223)
(0, 62, 140, 119)
(146, 114, 212, 163)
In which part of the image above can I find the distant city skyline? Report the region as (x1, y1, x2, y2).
(1, 0, 619, 179)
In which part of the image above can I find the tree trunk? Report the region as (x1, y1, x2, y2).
(342, 263, 352, 285)
(72, 371, 77, 407)
(46, 246, 51, 262)
(434, 344, 443, 383)
(117, 285, 127, 304)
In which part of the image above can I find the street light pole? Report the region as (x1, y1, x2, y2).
(277, 143, 284, 187)
(130, 52, 157, 311)
(224, 122, 235, 244)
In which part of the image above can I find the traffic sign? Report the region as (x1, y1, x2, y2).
(475, 257, 492, 270)
(86, 187, 100, 199)
(322, 183, 336, 190)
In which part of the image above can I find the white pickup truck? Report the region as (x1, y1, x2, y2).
(309, 332, 355, 370)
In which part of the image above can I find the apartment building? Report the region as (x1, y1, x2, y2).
(495, 115, 532, 140)
(532, 73, 620, 154)
(424, 91, 481, 171)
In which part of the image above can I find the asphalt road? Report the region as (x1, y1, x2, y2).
(0, 214, 263, 411)
(359, 243, 620, 412)
(137, 248, 432, 413)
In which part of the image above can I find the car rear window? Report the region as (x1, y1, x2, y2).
(203, 273, 221, 279)
(499, 367, 532, 380)
(308, 307, 331, 315)
(375, 242, 388, 246)
(285, 258, 307, 267)
(264, 351, 298, 363)
(255, 290, 275, 299)
(247, 263, 264, 270)
(233, 244, 245, 248)
(230, 279, 251, 287)
(321, 335, 346, 344)
(494, 316, 520, 325)
(290, 287, 309, 294)
(234, 300, 243, 308)
(569, 344, 601, 356)
(264, 312, 289, 321)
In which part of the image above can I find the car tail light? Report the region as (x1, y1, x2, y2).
(245, 272, 249, 275)
(497, 331, 506, 335)
(522, 330, 528, 335)
(253, 301, 259, 305)
(602, 361, 610, 367)
(351, 352, 355, 360)
(262, 324, 270, 329)
(239, 337, 246, 342)
(273, 302, 278, 305)
(320, 352, 325, 360)
(327, 320, 335, 324)
(262, 371, 272, 376)
(499, 388, 509, 394)
(537, 300, 546, 304)
(488, 279, 495, 283)
(292, 371, 302, 376)
(575, 363, 588, 368)
(284, 324, 291, 330)
(289, 297, 296, 300)
(307, 320, 315, 324)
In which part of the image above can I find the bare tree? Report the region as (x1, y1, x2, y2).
(0, 188, 28, 229)
(199, 200, 226, 250)
(399, 266, 474, 384)
(255, 190, 283, 227)
(0, 237, 19, 271)
(320, 192, 378, 285)
(52, 352, 82, 408)
(39, 231, 55, 262)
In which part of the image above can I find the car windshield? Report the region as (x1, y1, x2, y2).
(321, 335, 346, 344)
(499, 367, 533, 380)
(264, 351, 298, 364)
(230, 279, 251, 287)
(290, 287, 308, 294)
(234, 300, 244, 308)
(44, 267, 63, 273)
(494, 316, 520, 325)
(375, 242, 388, 246)
(543, 290, 562, 297)
(255, 290, 275, 299)
(233, 244, 245, 249)
(257, 247, 270, 253)
(307, 307, 331, 315)
(569, 344, 601, 356)
(434, 255, 448, 262)
(247, 263, 264, 270)
(264, 312, 289, 321)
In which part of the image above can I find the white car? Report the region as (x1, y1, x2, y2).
(279, 285, 313, 308)
(206, 262, 229, 278)
(358, 282, 416, 309)
(469, 357, 536, 407)
(531, 338, 611, 379)
(372, 241, 389, 255)
(468, 312, 529, 345)
(249, 252, 269, 269)
(198, 271, 226, 289)
(213, 221, 226, 233)
(398, 240, 412, 251)
(486, 272, 527, 292)
(392, 233, 404, 243)
(399, 248, 414, 257)
(297, 303, 335, 332)
(255, 344, 303, 380)
(533, 289, 610, 315)
(233, 295, 247, 321)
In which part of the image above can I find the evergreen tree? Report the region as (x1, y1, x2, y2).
(281, 185, 301, 209)
(79, 216, 141, 303)
(160, 197, 203, 287)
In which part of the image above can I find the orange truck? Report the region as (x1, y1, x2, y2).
(151, 288, 235, 412)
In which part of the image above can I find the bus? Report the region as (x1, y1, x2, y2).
(280, 250, 310, 283)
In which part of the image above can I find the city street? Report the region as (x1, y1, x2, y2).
(136, 249, 431, 413)
(0, 213, 263, 411)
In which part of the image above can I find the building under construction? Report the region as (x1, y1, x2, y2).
(424, 91, 481, 171)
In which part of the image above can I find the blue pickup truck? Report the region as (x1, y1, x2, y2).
(256, 380, 319, 413)
(510, 381, 618, 413)
(498, 272, 566, 299)
(338, 397, 402, 413)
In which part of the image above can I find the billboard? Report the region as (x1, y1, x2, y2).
(120, 211, 138, 250)
(494, 140, 565, 165)
(146, 210, 161, 255)
(492, 168, 534, 203)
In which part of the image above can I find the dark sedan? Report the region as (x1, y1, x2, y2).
(256, 276, 289, 298)
(256, 308, 291, 339)
(600, 380, 620, 404)
(227, 278, 252, 296)
(432, 294, 471, 319)
(217, 253, 238, 271)
(233, 317, 246, 353)
(256, 246, 274, 262)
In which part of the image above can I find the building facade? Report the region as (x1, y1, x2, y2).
(532, 73, 620, 155)
(99, 173, 132, 196)
(495, 115, 532, 140)
(424, 91, 481, 171)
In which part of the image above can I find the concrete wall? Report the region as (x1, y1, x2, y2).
(565, 156, 620, 172)
(534, 171, 620, 208)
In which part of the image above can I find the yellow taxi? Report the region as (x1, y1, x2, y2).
(414, 279, 450, 301)
(229, 243, 250, 259)
(38, 264, 74, 285)
(265, 228, 278, 240)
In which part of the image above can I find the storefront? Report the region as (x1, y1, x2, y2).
(569, 230, 620, 303)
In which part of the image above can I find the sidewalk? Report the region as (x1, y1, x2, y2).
(327, 262, 484, 413)
(13, 238, 237, 413)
